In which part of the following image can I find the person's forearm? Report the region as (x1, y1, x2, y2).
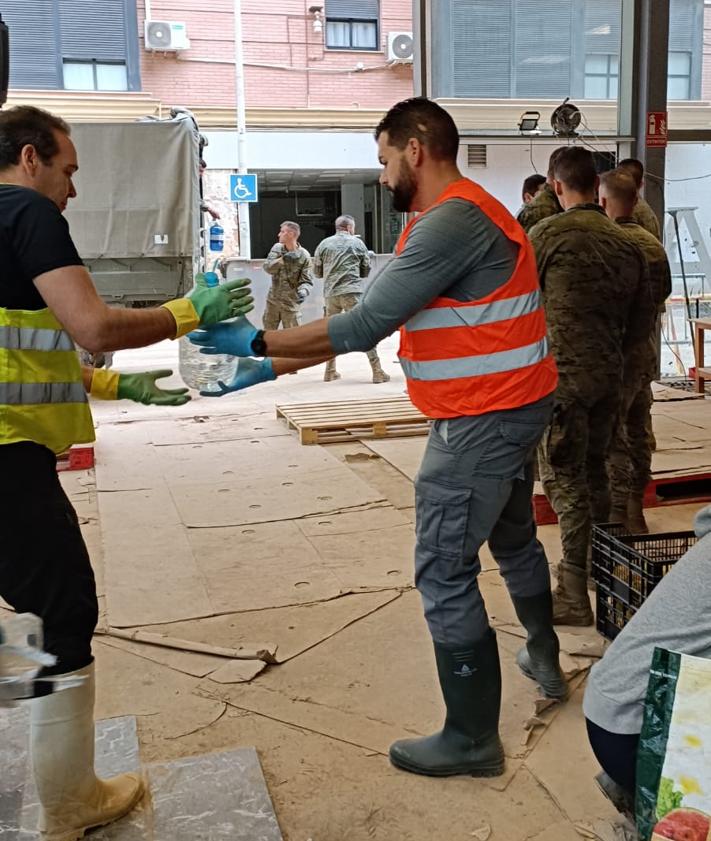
(264, 318, 334, 358)
(91, 306, 178, 352)
(271, 354, 334, 375)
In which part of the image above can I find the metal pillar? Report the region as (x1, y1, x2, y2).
(413, 0, 430, 97)
(233, 0, 251, 259)
(632, 0, 669, 230)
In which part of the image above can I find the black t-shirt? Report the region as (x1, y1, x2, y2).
(0, 185, 83, 311)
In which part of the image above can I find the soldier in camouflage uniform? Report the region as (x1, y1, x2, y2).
(262, 220, 313, 330)
(517, 148, 566, 233)
(599, 169, 671, 534)
(530, 148, 652, 626)
(618, 158, 662, 240)
(313, 215, 390, 383)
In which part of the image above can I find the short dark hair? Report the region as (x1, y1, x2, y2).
(617, 158, 644, 188)
(375, 97, 459, 162)
(547, 147, 568, 179)
(599, 169, 638, 206)
(553, 147, 597, 193)
(281, 220, 301, 235)
(522, 174, 546, 199)
(0, 105, 70, 169)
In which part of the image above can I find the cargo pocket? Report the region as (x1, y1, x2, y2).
(415, 479, 472, 558)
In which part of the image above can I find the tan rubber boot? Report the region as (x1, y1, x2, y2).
(626, 496, 650, 534)
(370, 361, 390, 384)
(31, 664, 145, 841)
(323, 360, 341, 382)
(552, 565, 594, 627)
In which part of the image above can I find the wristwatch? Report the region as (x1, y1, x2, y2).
(251, 329, 267, 356)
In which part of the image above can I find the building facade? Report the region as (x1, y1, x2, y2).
(4, 0, 414, 256)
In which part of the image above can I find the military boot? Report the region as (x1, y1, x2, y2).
(552, 564, 594, 627)
(626, 496, 649, 534)
(323, 360, 341, 382)
(389, 629, 505, 778)
(370, 360, 390, 384)
(511, 591, 568, 700)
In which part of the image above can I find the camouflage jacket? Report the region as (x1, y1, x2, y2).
(313, 231, 371, 298)
(262, 243, 313, 304)
(618, 217, 672, 382)
(632, 196, 662, 241)
(530, 204, 652, 392)
(517, 184, 562, 233)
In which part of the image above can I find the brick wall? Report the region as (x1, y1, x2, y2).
(138, 0, 413, 111)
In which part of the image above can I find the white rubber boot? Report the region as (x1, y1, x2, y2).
(30, 664, 145, 841)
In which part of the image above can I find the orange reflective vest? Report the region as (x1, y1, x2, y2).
(396, 178, 558, 418)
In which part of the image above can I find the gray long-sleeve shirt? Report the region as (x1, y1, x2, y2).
(583, 505, 711, 734)
(327, 197, 519, 355)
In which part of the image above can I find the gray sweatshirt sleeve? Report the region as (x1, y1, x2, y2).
(327, 200, 502, 354)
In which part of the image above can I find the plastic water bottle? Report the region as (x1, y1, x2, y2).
(209, 222, 224, 252)
(178, 271, 237, 392)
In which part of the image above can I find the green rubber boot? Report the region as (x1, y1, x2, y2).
(389, 629, 505, 778)
(512, 591, 569, 700)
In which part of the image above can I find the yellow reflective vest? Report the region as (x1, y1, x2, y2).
(0, 306, 95, 454)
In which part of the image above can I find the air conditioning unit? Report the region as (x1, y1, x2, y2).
(387, 31, 414, 63)
(144, 20, 190, 52)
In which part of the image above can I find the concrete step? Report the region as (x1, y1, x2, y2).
(1, 707, 282, 840)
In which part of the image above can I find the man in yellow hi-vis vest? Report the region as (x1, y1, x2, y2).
(0, 105, 253, 841)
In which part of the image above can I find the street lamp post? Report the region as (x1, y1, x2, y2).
(233, 0, 251, 259)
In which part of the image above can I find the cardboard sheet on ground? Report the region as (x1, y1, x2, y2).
(94, 643, 227, 741)
(101, 484, 213, 627)
(187, 519, 345, 612)
(155, 434, 338, 487)
(173, 467, 385, 528)
(361, 438, 427, 482)
(523, 685, 621, 825)
(96, 634, 266, 682)
(328, 442, 416, 510)
(147, 413, 291, 446)
(141, 591, 402, 664)
(296, 508, 415, 591)
(652, 383, 705, 402)
(203, 591, 554, 791)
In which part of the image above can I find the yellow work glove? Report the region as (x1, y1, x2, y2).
(90, 369, 191, 406)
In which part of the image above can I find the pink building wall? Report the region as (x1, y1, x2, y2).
(137, 0, 414, 111)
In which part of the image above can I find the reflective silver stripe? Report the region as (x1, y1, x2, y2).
(405, 290, 542, 333)
(0, 382, 87, 405)
(0, 326, 75, 352)
(400, 338, 549, 381)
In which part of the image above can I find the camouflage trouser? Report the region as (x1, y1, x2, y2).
(607, 382, 654, 511)
(262, 297, 302, 330)
(538, 386, 621, 575)
(324, 293, 381, 369)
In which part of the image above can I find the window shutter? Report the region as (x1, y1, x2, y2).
(325, 0, 379, 20)
(514, 0, 573, 98)
(669, 0, 695, 51)
(584, 0, 621, 55)
(451, 0, 512, 98)
(59, 0, 128, 61)
(3, 0, 60, 89)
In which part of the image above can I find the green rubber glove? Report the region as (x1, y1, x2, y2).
(117, 370, 191, 406)
(189, 277, 254, 326)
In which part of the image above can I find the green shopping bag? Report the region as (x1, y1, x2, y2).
(636, 647, 711, 841)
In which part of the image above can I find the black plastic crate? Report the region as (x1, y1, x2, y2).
(591, 524, 698, 640)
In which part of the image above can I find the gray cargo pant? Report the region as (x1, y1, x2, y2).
(414, 395, 554, 647)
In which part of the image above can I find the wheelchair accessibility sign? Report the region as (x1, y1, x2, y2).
(229, 173, 258, 203)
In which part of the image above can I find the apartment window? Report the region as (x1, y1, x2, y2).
(325, 0, 379, 51)
(667, 50, 692, 99)
(584, 54, 619, 99)
(63, 61, 128, 92)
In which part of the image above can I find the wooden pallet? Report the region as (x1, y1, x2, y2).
(275, 396, 431, 444)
